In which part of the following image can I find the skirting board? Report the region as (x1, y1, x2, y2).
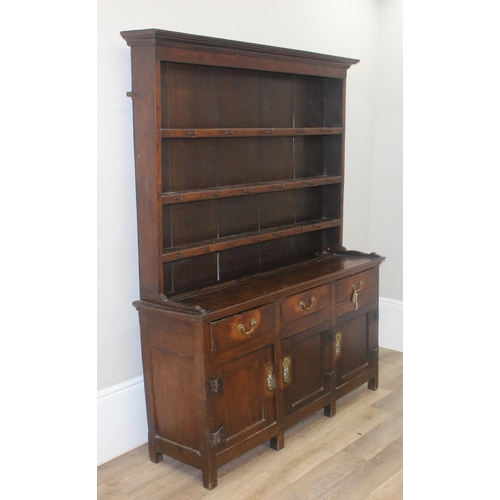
(97, 297, 403, 466)
(379, 296, 403, 352)
(97, 375, 148, 466)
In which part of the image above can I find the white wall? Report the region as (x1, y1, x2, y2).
(368, 0, 403, 302)
(97, 0, 403, 463)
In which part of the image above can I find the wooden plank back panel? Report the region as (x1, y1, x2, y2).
(258, 73, 294, 127)
(216, 68, 258, 128)
(163, 139, 218, 192)
(163, 62, 217, 128)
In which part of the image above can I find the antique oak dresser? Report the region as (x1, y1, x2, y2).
(121, 28, 385, 489)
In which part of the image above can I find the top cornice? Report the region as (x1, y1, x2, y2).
(120, 28, 359, 70)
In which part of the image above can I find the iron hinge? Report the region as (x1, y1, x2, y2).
(206, 373, 223, 397)
(368, 347, 379, 360)
(209, 425, 226, 449)
(325, 369, 336, 383)
(323, 328, 335, 346)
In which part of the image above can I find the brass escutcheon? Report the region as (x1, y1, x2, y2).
(266, 366, 276, 391)
(335, 332, 342, 357)
(283, 357, 292, 384)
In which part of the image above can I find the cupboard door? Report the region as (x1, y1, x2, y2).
(282, 322, 333, 418)
(335, 303, 378, 389)
(211, 346, 277, 452)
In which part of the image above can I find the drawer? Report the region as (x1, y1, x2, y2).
(281, 284, 330, 324)
(211, 303, 276, 353)
(336, 268, 378, 310)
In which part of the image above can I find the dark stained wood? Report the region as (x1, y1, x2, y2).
(161, 126, 343, 138)
(150, 348, 199, 450)
(121, 28, 359, 77)
(324, 135, 344, 177)
(146, 311, 195, 357)
(282, 322, 333, 418)
(258, 72, 294, 127)
(218, 196, 259, 238)
(258, 137, 294, 182)
(218, 245, 261, 283)
(212, 347, 277, 451)
(337, 288, 378, 316)
(163, 62, 217, 129)
(216, 138, 259, 186)
(173, 254, 383, 315)
(295, 186, 325, 223)
(170, 200, 217, 246)
(163, 139, 218, 192)
(294, 136, 336, 178)
(336, 267, 378, 304)
(323, 184, 343, 220)
(336, 302, 379, 392)
(294, 75, 326, 128)
(216, 68, 258, 128)
(324, 78, 345, 128)
(127, 44, 163, 302)
(280, 283, 331, 324)
(172, 254, 218, 294)
(161, 175, 342, 205)
(259, 191, 295, 230)
(210, 303, 276, 353)
(259, 237, 297, 272)
(161, 206, 171, 250)
(161, 218, 341, 263)
(295, 230, 324, 261)
(122, 28, 384, 490)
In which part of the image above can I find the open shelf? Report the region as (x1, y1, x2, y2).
(122, 36, 352, 299)
(161, 127, 343, 138)
(162, 135, 343, 193)
(162, 218, 340, 263)
(162, 175, 342, 205)
(161, 62, 345, 130)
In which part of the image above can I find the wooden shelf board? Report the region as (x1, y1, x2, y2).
(162, 218, 341, 263)
(161, 127, 343, 139)
(162, 176, 343, 205)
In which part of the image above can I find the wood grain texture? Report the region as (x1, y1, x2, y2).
(122, 28, 360, 303)
(97, 347, 402, 500)
(122, 29, 385, 491)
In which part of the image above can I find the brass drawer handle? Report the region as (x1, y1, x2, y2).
(283, 357, 292, 384)
(266, 366, 276, 391)
(350, 281, 364, 310)
(299, 296, 316, 310)
(237, 319, 257, 335)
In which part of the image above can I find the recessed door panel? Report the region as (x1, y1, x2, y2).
(336, 303, 378, 388)
(282, 322, 333, 418)
(212, 346, 276, 452)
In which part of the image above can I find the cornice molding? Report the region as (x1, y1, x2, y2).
(120, 28, 359, 70)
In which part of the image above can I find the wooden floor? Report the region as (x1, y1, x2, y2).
(98, 348, 402, 500)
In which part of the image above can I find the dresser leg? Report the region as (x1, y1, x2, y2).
(368, 375, 379, 391)
(148, 445, 163, 464)
(324, 402, 336, 418)
(270, 433, 285, 451)
(201, 462, 218, 490)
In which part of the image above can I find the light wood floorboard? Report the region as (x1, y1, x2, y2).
(98, 347, 403, 500)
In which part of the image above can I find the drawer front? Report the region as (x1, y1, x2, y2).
(281, 284, 330, 324)
(336, 268, 378, 307)
(211, 303, 276, 353)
